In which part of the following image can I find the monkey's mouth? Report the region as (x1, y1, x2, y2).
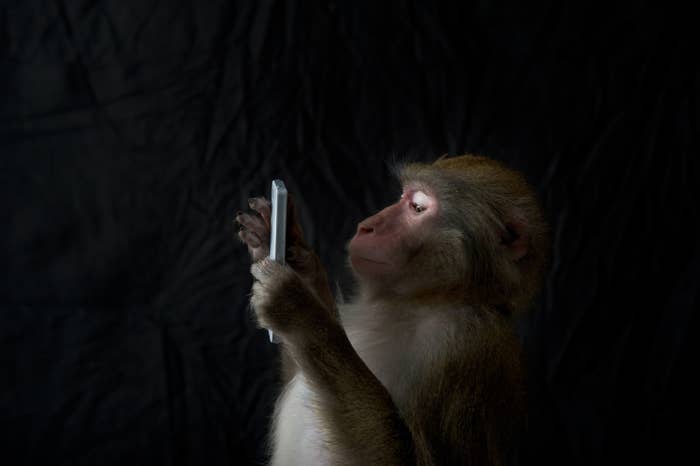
(352, 255, 388, 265)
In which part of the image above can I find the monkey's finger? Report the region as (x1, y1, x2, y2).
(236, 212, 269, 237)
(239, 230, 270, 262)
(238, 229, 263, 248)
(248, 196, 271, 228)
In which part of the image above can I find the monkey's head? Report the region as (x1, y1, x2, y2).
(348, 154, 548, 314)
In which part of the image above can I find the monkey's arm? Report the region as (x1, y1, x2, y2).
(250, 259, 418, 465)
(406, 317, 527, 466)
(299, 325, 419, 465)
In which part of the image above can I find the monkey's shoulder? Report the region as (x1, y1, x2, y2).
(341, 301, 519, 401)
(399, 309, 526, 464)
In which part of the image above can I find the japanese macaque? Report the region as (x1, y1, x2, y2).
(235, 154, 548, 466)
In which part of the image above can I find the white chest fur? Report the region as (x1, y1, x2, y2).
(270, 301, 464, 465)
(271, 375, 331, 466)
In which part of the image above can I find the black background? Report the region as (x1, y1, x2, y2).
(1, 2, 698, 465)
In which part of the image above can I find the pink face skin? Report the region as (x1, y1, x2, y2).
(348, 184, 440, 282)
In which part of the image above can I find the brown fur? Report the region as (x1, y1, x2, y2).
(397, 154, 549, 314)
(237, 154, 548, 465)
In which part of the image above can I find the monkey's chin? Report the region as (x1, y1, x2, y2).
(348, 254, 392, 279)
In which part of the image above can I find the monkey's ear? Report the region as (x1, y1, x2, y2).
(501, 219, 528, 261)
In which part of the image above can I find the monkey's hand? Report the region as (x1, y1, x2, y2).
(236, 195, 337, 315)
(236, 197, 271, 262)
(250, 258, 334, 342)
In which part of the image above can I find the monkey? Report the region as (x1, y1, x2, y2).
(235, 154, 549, 466)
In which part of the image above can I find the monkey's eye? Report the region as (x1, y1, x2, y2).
(410, 202, 426, 213)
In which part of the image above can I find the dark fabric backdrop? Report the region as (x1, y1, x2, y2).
(1, 2, 697, 465)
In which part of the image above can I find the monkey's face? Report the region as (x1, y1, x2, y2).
(348, 185, 440, 286)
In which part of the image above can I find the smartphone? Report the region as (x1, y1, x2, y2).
(267, 179, 287, 343)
